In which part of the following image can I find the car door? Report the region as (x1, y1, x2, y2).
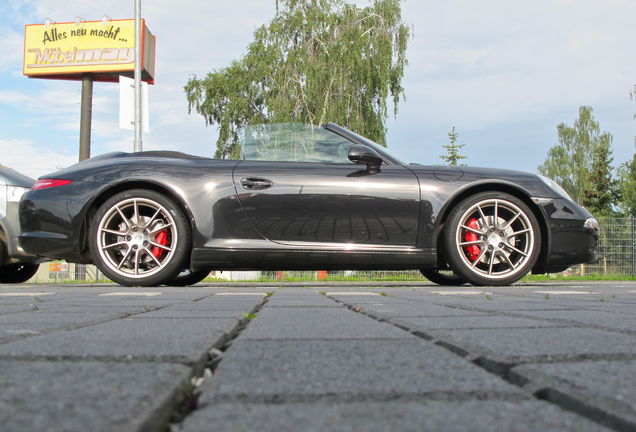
(232, 161, 421, 248)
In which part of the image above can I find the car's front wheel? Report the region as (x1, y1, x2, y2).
(444, 192, 540, 286)
(89, 189, 191, 287)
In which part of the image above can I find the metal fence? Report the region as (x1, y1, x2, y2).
(30, 217, 636, 283)
(577, 216, 636, 276)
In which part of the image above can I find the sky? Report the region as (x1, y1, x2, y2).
(1, 0, 635, 179)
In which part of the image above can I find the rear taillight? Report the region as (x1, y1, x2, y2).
(32, 179, 73, 190)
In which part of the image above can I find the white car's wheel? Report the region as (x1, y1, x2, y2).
(0, 263, 40, 283)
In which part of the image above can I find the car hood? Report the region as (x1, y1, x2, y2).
(0, 165, 36, 187)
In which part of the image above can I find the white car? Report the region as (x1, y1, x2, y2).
(0, 165, 43, 283)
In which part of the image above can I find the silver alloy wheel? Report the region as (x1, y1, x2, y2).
(96, 197, 178, 279)
(455, 198, 535, 280)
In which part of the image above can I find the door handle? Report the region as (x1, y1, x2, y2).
(240, 177, 274, 190)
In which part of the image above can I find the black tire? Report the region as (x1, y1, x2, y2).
(89, 189, 191, 287)
(165, 268, 212, 286)
(420, 268, 467, 286)
(0, 263, 39, 283)
(444, 191, 540, 286)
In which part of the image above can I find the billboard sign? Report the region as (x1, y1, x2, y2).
(23, 19, 155, 83)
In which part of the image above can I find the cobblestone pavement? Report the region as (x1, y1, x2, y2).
(0, 282, 634, 431)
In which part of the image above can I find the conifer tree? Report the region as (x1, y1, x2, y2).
(440, 127, 467, 166)
(581, 140, 617, 216)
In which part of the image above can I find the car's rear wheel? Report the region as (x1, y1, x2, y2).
(0, 263, 39, 283)
(89, 190, 191, 287)
(444, 192, 540, 286)
(420, 268, 467, 286)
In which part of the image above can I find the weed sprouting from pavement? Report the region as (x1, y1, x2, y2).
(175, 368, 205, 420)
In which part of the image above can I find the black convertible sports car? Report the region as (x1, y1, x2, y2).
(19, 123, 599, 287)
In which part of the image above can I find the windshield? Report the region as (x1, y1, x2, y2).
(240, 123, 411, 165)
(241, 123, 357, 163)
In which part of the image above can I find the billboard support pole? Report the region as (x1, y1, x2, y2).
(134, 0, 143, 152)
(79, 72, 93, 161)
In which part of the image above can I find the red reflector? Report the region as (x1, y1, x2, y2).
(32, 179, 73, 190)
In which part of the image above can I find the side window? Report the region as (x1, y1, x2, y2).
(241, 124, 356, 164)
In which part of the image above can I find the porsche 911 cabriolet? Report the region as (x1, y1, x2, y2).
(19, 123, 599, 287)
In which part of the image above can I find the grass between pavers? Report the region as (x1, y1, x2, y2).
(521, 274, 636, 283)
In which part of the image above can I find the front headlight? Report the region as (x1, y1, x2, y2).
(584, 217, 600, 235)
(536, 175, 573, 201)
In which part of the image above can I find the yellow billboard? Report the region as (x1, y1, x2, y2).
(23, 19, 155, 83)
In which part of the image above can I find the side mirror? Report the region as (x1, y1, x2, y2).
(348, 145, 383, 171)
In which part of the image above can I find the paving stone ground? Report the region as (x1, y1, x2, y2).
(0, 282, 634, 431)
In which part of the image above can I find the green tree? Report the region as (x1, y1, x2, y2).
(581, 139, 618, 216)
(617, 156, 636, 216)
(440, 126, 467, 166)
(184, 0, 411, 159)
(622, 85, 636, 216)
(538, 106, 613, 204)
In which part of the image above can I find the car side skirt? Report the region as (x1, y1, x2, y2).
(191, 247, 436, 271)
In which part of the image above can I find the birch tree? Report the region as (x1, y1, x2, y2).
(184, 0, 411, 158)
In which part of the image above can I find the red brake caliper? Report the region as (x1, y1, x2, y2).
(152, 229, 168, 258)
(465, 218, 481, 261)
